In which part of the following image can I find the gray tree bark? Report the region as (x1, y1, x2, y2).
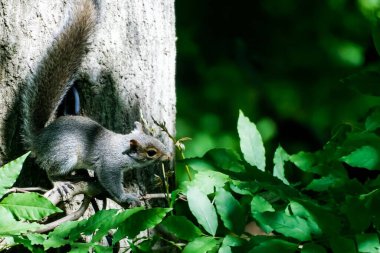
(0, 0, 176, 228)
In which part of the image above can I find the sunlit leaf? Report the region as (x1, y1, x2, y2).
(44, 221, 79, 249)
(254, 211, 312, 241)
(288, 202, 322, 236)
(182, 236, 218, 253)
(26, 233, 47, 245)
(356, 234, 380, 253)
(290, 151, 316, 173)
(273, 145, 290, 185)
(0, 152, 30, 198)
(219, 246, 232, 253)
(365, 107, 380, 131)
(182, 170, 229, 195)
(230, 180, 260, 195)
(113, 208, 171, 243)
(0, 193, 62, 221)
(340, 145, 380, 170)
(237, 110, 266, 171)
(0, 207, 40, 236)
(251, 195, 275, 214)
(222, 235, 245, 247)
(187, 187, 218, 236)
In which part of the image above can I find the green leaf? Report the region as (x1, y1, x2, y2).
(330, 236, 357, 253)
(341, 145, 380, 170)
(44, 207, 143, 250)
(93, 245, 113, 253)
(0, 193, 62, 221)
(360, 189, 380, 230)
(365, 107, 380, 131)
(298, 200, 341, 236)
(356, 234, 380, 253)
(182, 170, 229, 195)
(214, 188, 245, 235)
(301, 243, 327, 253)
(222, 235, 245, 247)
(113, 208, 171, 243)
(341, 196, 371, 233)
(69, 243, 94, 253)
(219, 246, 232, 253)
(0, 152, 30, 198)
(290, 151, 316, 173)
(204, 148, 246, 173)
(182, 236, 219, 253)
(186, 187, 218, 236)
(305, 175, 345, 192)
(254, 211, 312, 241)
(26, 233, 47, 245)
(251, 195, 275, 214)
(248, 239, 298, 253)
(91, 207, 143, 242)
(44, 221, 79, 249)
(159, 215, 203, 241)
(273, 145, 290, 185)
(230, 180, 260, 195)
(12, 236, 34, 252)
(237, 110, 266, 171)
(288, 202, 322, 236)
(69, 209, 118, 242)
(0, 207, 40, 236)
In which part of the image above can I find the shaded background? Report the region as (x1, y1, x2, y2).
(175, 0, 380, 159)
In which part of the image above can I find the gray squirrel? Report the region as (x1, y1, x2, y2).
(20, 0, 171, 205)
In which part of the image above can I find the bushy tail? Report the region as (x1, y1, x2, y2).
(21, 0, 98, 149)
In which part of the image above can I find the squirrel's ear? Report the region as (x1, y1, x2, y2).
(132, 121, 144, 134)
(130, 139, 139, 151)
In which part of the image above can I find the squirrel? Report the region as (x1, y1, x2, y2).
(20, 0, 172, 205)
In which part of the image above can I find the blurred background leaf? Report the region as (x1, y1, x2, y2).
(175, 0, 380, 159)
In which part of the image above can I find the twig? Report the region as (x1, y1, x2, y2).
(140, 193, 169, 200)
(152, 117, 193, 181)
(34, 197, 91, 233)
(161, 164, 170, 206)
(152, 117, 175, 142)
(5, 187, 48, 195)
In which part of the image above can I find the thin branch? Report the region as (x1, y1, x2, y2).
(34, 197, 91, 233)
(141, 193, 169, 200)
(5, 187, 48, 195)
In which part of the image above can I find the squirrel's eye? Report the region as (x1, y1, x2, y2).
(147, 149, 157, 157)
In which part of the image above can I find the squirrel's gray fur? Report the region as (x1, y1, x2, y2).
(20, 0, 171, 205)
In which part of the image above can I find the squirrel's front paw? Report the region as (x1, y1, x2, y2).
(50, 181, 75, 201)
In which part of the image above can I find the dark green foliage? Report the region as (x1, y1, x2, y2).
(173, 111, 380, 252)
(2, 108, 380, 251)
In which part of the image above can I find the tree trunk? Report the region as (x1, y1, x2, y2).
(0, 0, 176, 228)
